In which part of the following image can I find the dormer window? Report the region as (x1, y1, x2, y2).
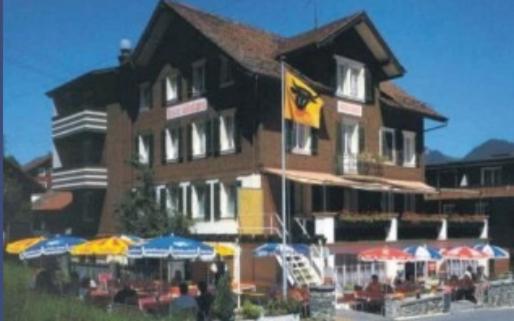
(192, 59, 206, 96)
(139, 83, 151, 112)
(219, 55, 233, 87)
(335, 56, 367, 102)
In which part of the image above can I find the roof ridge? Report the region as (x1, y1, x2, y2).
(165, 0, 284, 40)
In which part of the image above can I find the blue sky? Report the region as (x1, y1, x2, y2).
(4, 0, 514, 164)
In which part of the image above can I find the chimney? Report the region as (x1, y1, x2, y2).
(118, 38, 132, 65)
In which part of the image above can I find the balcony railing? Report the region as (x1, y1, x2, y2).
(336, 154, 384, 176)
(52, 110, 107, 139)
(52, 167, 107, 190)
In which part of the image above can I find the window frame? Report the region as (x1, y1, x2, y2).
(379, 127, 396, 164)
(192, 183, 209, 221)
(335, 55, 366, 102)
(192, 59, 206, 97)
(139, 82, 152, 112)
(137, 133, 153, 166)
(219, 182, 237, 219)
(219, 113, 236, 154)
(481, 166, 502, 187)
(191, 120, 207, 159)
(402, 130, 417, 168)
(164, 70, 179, 104)
(164, 126, 180, 163)
(291, 123, 312, 155)
(219, 55, 234, 88)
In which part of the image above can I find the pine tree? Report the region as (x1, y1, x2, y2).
(213, 274, 236, 321)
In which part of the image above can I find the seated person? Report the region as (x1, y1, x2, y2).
(365, 275, 383, 297)
(170, 282, 198, 314)
(113, 282, 138, 305)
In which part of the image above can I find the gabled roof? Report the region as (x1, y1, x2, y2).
(46, 67, 118, 97)
(380, 82, 447, 122)
(23, 153, 52, 173)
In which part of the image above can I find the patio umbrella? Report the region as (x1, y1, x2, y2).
(20, 235, 86, 260)
(358, 246, 414, 262)
(70, 235, 143, 256)
(127, 234, 215, 261)
(253, 242, 307, 257)
(473, 244, 510, 259)
(6, 236, 45, 254)
(442, 246, 488, 260)
(403, 245, 443, 261)
(207, 242, 236, 257)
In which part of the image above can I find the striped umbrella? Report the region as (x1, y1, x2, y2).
(404, 245, 443, 261)
(6, 236, 46, 255)
(473, 244, 510, 259)
(20, 235, 86, 260)
(358, 246, 414, 262)
(442, 246, 488, 260)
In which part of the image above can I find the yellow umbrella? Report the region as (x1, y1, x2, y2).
(6, 236, 45, 254)
(70, 236, 136, 256)
(207, 242, 236, 257)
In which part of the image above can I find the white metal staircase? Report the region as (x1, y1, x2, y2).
(275, 251, 323, 287)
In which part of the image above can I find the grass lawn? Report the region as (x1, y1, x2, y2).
(3, 260, 164, 321)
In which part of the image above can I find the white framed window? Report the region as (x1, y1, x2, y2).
(191, 121, 207, 158)
(339, 120, 359, 174)
(164, 71, 179, 103)
(380, 127, 396, 164)
(219, 114, 235, 153)
(475, 201, 488, 215)
(291, 123, 312, 155)
(381, 192, 394, 212)
(192, 183, 209, 221)
(442, 203, 455, 214)
(139, 82, 151, 111)
(220, 182, 237, 219)
(164, 127, 180, 162)
(192, 59, 206, 96)
(219, 55, 233, 87)
(402, 131, 416, 167)
(137, 134, 153, 165)
(343, 189, 359, 212)
(404, 194, 416, 212)
(481, 167, 501, 187)
(335, 55, 366, 102)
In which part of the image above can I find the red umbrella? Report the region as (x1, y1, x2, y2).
(442, 246, 488, 260)
(358, 246, 414, 262)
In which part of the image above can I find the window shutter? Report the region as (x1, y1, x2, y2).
(205, 119, 213, 156)
(204, 185, 211, 222)
(186, 124, 193, 161)
(161, 129, 167, 165)
(177, 186, 184, 216)
(159, 188, 167, 211)
(212, 117, 220, 156)
(311, 128, 319, 155)
(358, 126, 365, 154)
(335, 121, 343, 174)
(214, 183, 220, 221)
(233, 181, 241, 219)
(286, 121, 293, 152)
(161, 78, 167, 107)
(186, 186, 192, 218)
(396, 131, 404, 166)
(234, 114, 242, 153)
(148, 135, 154, 167)
(364, 67, 373, 103)
(178, 127, 184, 163)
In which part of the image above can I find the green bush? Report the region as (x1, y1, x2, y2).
(3, 261, 160, 321)
(213, 274, 236, 321)
(241, 300, 262, 320)
(265, 298, 301, 316)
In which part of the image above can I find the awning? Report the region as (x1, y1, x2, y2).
(32, 191, 73, 211)
(262, 168, 436, 194)
(263, 167, 391, 192)
(207, 242, 236, 257)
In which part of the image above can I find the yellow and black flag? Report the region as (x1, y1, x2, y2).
(284, 68, 324, 128)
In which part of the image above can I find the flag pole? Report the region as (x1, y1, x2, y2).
(280, 59, 288, 299)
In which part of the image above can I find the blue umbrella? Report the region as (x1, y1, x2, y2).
(20, 235, 86, 260)
(474, 244, 510, 259)
(403, 245, 443, 261)
(254, 242, 309, 257)
(127, 234, 215, 261)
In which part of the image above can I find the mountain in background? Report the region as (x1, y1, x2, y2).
(424, 149, 457, 165)
(463, 139, 514, 161)
(426, 139, 514, 165)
